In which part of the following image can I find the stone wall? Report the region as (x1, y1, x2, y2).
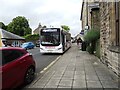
(108, 47, 120, 75)
(100, 2, 120, 76)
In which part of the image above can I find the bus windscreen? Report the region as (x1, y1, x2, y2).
(40, 29, 60, 46)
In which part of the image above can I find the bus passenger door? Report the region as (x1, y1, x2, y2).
(62, 33, 65, 51)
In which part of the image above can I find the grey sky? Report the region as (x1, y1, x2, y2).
(0, 0, 82, 37)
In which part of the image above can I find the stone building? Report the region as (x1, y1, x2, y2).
(81, 0, 120, 76)
(33, 23, 46, 35)
(33, 23, 42, 35)
(99, 1, 120, 76)
(80, 0, 88, 31)
(80, 0, 100, 34)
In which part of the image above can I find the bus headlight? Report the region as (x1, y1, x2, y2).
(58, 47, 62, 50)
(40, 48, 44, 50)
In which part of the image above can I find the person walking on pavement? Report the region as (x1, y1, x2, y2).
(77, 38, 80, 47)
(77, 38, 82, 49)
(77, 39, 80, 46)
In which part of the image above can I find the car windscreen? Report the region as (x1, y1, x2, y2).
(41, 29, 60, 46)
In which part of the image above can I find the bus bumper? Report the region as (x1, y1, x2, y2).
(40, 48, 63, 54)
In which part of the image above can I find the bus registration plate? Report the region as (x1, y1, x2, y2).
(45, 46, 55, 49)
(47, 50, 53, 52)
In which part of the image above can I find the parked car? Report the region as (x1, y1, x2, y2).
(21, 42, 35, 50)
(1, 47, 36, 89)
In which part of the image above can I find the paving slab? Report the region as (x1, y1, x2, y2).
(101, 80, 118, 88)
(59, 79, 72, 87)
(74, 75, 85, 80)
(86, 75, 99, 81)
(46, 79, 60, 86)
(74, 71, 85, 75)
(87, 81, 103, 88)
(73, 80, 86, 88)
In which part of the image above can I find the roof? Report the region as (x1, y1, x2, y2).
(0, 28, 25, 40)
(75, 33, 84, 41)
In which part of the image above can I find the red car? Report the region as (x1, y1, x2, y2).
(0, 47, 36, 89)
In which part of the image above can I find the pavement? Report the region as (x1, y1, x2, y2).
(25, 44, 119, 90)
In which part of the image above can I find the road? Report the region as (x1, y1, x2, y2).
(27, 47, 61, 74)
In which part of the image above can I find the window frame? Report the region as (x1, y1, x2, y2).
(2, 49, 25, 65)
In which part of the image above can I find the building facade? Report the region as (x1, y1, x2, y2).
(100, 1, 120, 76)
(33, 23, 42, 35)
(81, 0, 120, 76)
(33, 23, 46, 35)
(80, 0, 100, 33)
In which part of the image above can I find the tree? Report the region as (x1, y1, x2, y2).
(7, 16, 32, 36)
(42, 25, 47, 28)
(0, 22, 7, 30)
(61, 25, 70, 32)
(23, 34, 39, 42)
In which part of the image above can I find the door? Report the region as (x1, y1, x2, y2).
(61, 32, 65, 51)
(2, 50, 26, 88)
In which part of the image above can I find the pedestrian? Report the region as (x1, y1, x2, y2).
(77, 38, 80, 46)
(77, 38, 82, 49)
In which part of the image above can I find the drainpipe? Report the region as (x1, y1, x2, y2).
(84, 1, 89, 35)
(86, 1, 88, 28)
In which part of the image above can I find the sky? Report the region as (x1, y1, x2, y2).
(0, 0, 82, 37)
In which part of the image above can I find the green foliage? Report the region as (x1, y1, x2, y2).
(24, 34, 39, 42)
(42, 25, 47, 28)
(7, 16, 32, 36)
(86, 46, 93, 54)
(95, 39, 100, 58)
(84, 28, 100, 43)
(0, 22, 7, 30)
(61, 25, 70, 32)
(84, 28, 100, 54)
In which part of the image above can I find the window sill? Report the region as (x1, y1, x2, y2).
(109, 46, 120, 53)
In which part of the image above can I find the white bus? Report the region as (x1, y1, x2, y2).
(40, 28, 71, 53)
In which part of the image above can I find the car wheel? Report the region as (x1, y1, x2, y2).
(24, 67, 35, 84)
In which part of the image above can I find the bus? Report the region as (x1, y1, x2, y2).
(40, 28, 71, 53)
